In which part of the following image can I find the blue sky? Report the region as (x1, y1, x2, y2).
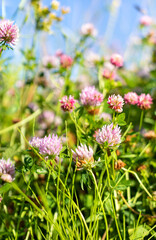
(0, 0, 155, 60)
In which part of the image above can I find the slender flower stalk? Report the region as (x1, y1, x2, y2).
(89, 169, 109, 240)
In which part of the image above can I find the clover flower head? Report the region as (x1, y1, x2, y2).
(29, 137, 42, 149)
(30, 134, 62, 158)
(81, 23, 97, 37)
(137, 93, 153, 110)
(38, 110, 55, 128)
(72, 144, 94, 170)
(80, 86, 103, 107)
(60, 54, 73, 68)
(96, 123, 121, 148)
(102, 69, 115, 79)
(140, 15, 152, 26)
(107, 94, 124, 113)
(42, 55, 59, 68)
(124, 92, 138, 105)
(0, 158, 15, 182)
(110, 54, 123, 67)
(0, 20, 19, 47)
(100, 112, 112, 121)
(60, 95, 76, 112)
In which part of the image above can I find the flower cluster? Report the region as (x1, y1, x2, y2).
(0, 20, 19, 47)
(81, 23, 97, 37)
(60, 54, 73, 68)
(42, 55, 59, 68)
(60, 95, 76, 112)
(80, 86, 103, 107)
(137, 93, 153, 110)
(51, 0, 60, 10)
(110, 54, 123, 67)
(107, 94, 124, 113)
(102, 69, 115, 79)
(72, 144, 94, 170)
(95, 123, 121, 148)
(124, 92, 138, 105)
(140, 15, 152, 26)
(29, 134, 62, 158)
(0, 158, 15, 182)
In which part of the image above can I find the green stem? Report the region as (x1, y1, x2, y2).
(110, 193, 122, 240)
(139, 110, 144, 131)
(46, 166, 52, 195)
(89, 170, 109, 240)
(122, 168, 153, 199)
(126, 171, 131, 203)
(69, 112, 85, 135)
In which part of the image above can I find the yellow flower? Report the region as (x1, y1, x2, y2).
(51, 0, 60, 10)
(61, 7, 70, 14)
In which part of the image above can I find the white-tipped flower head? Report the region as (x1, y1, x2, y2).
(81, 23, 97, 37)
(107, 94, 124, 113)
(80, 86, 103, 107)
(29, 134, 62, 158)
(137, 93, 153, 110)
(96, 123, 122, 148)
(0, 20, 19, 47)
(0, 158, 15, 182)
(72, 144, 94, 170)
(124, 92, 138, 105)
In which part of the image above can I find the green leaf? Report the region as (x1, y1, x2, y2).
(129, 225, 149, 240)
(35, 166, 47, 174)
(116, 113, 126, 126)
(2, 144, 20, 159)
(80, 174, 87, 190)
(120, 154, 136, 159)
(0, 183, 11, 194)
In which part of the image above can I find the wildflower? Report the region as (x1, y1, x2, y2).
(102, 69, 115, 79)
(80, 23, 97, 37)
(61, 7, 70, 14)
(0, 158, 15, 182)
(60, 54, 73, 68)
(100, 112, 112, 121)
(0, 20, 19, 47)
(55, 49, 63, 57)
(42, 55, 59, 68)
(115, 160, 126, 170)
(29, 134, 62, 158)
(140, 15, 152, 26)
(38, 110, 55, 128)
(143, 130, 156, 139)
(72, 144, 94, 170)
(80, 86, 103, 107)
(124, 92, 138, 105)
(60, 95, 76, 112)
(137, 93, 153, 110)
(51, 0, 60, 10)
(96, 123, 122, 148)
(107, 94, 124, 113)
(29, 137, 42, 149)
(85, 51, 100, 67)
(137, 165, 147, 171)
(110, 54, 123, 67)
